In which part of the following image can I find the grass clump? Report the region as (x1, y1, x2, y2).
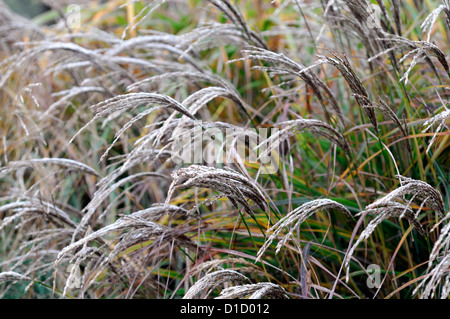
(0, 0, 449, 299)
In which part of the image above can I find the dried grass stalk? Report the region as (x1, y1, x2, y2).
(0, 200, 77, 229)
(328, 0, 399, 68)
(256, 199, 352, 262)
(414, 254, 450, 299)
(367, 176, 445, 217)
(183, 269, 250, 299)
(0, 158, 99, 178)
(421, 1, 450, 41)
(428, 213, 450, 266)
(257, 118, 350, 160)
(0, 271, 31, 283)
(240, 46, 345, 126)
(343, 202, 424, 282)
(56, 207, 194, 266)
(374, 36, 450, 85)
(72, 172, 169, 241)
(208, 0, 268, 49)
(191, 258, 266, 278)
(216, 282, 288, 299)
(422, 108, 450, 153)
(182, 86, 246, 116)
(343, 176, 445, 282)
(166, 165, 268, 217)
(373, 97, 410, 153)
(317, 50, 378, 132)
(70, 93, 196, 144)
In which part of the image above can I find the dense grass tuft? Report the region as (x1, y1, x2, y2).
(0, 0, 449, 299)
